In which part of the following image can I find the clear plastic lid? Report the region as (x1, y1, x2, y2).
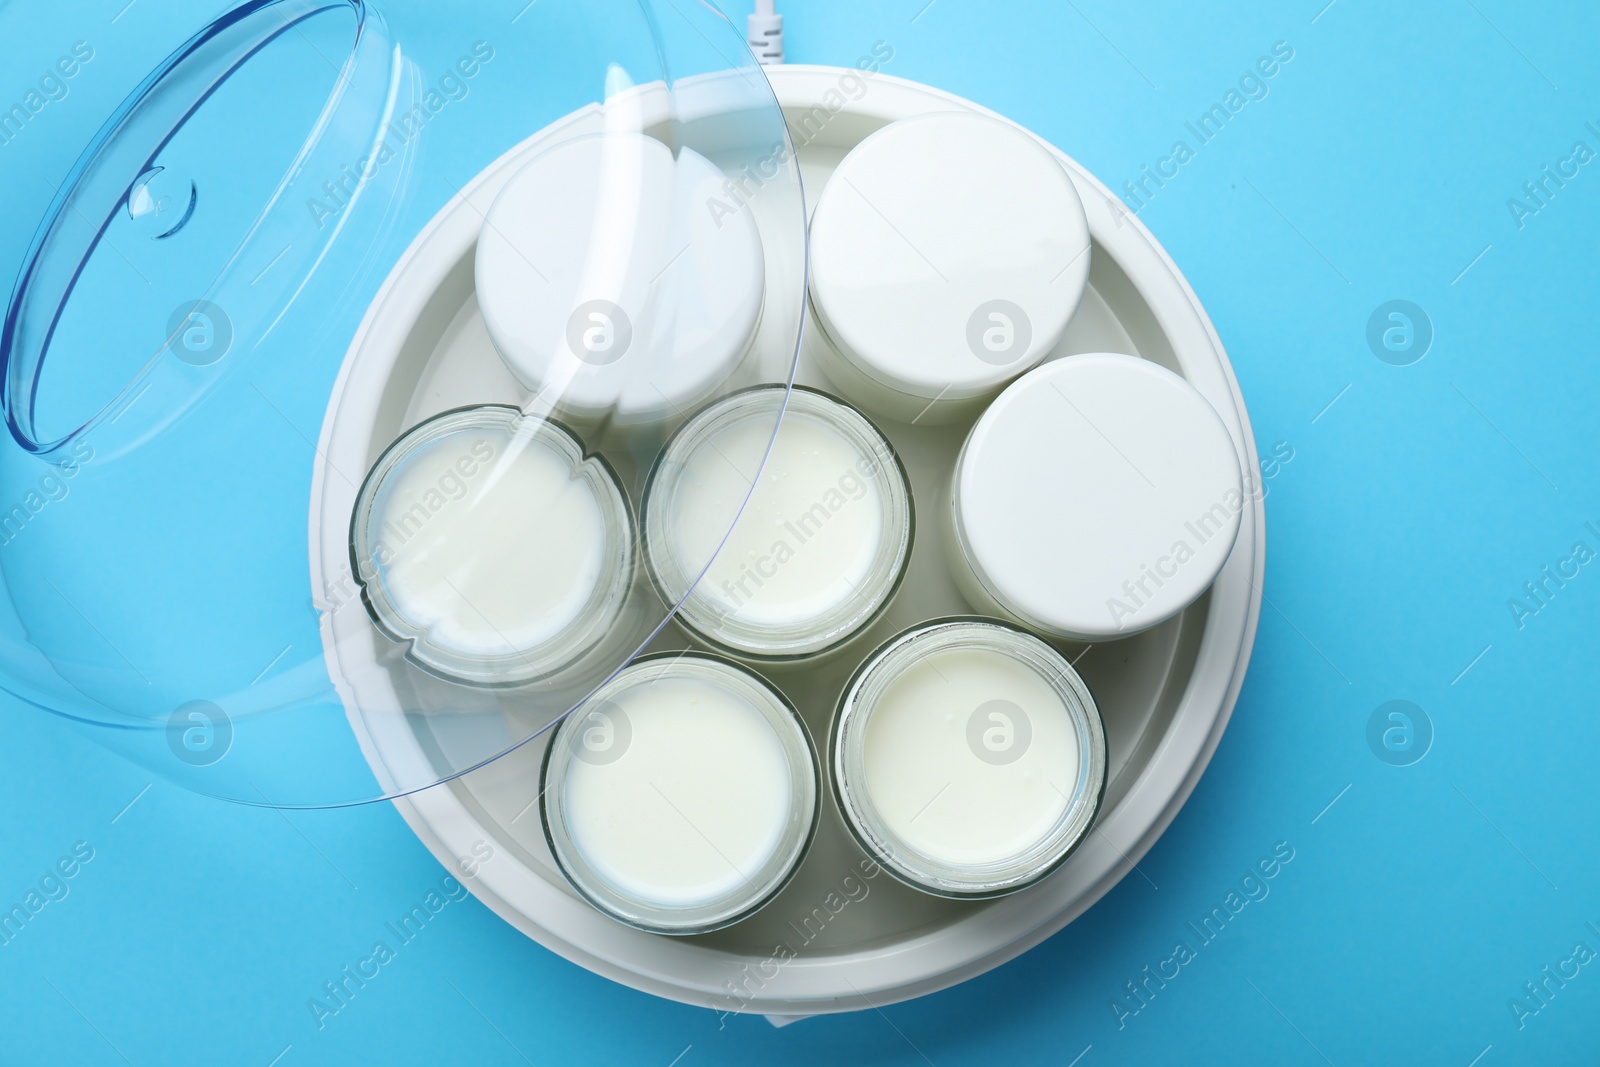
(0, 0, 806, 806)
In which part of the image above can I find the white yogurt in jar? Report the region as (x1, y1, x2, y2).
(833, 619, 1106, 898)
(350, 406, 633, 685)
(541, 654, 817, 933)
(643, 386, 912, 660)
(863, 646, 1079, 865)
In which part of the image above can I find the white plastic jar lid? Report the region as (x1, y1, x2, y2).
(808, 111, 1091, 404)
(475, 132, 765, 422)
(953, 353, 1243, 640)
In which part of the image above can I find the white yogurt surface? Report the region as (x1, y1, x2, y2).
(861, 645, 1080, 865)
(666, 407, 885, 629)
(372, 427, 608, 656)
(562, 674, 794, 906)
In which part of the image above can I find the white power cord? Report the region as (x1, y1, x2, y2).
(747, 0, 783, 64)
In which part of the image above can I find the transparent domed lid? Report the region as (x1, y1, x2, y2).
(0, 0, 806, 805)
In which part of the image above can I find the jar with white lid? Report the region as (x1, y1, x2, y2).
(948, 353, 1244, 641)
(806, 111, 1092, 424)
(475, 131, 767, 429)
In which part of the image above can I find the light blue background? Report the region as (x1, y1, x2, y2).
(3, 0, 1598, 1063)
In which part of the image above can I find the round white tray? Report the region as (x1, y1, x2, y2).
(309, 66, 1264, 1017)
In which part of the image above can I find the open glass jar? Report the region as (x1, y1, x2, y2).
(641, 385, 913, 663)
(832, 618, 1108, 899)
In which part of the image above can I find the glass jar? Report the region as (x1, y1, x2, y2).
(832, 617, 1107, 898)
(642, 385, 912, 662)
(540, 652, 819, 934)
(349, 405, 634, 686)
